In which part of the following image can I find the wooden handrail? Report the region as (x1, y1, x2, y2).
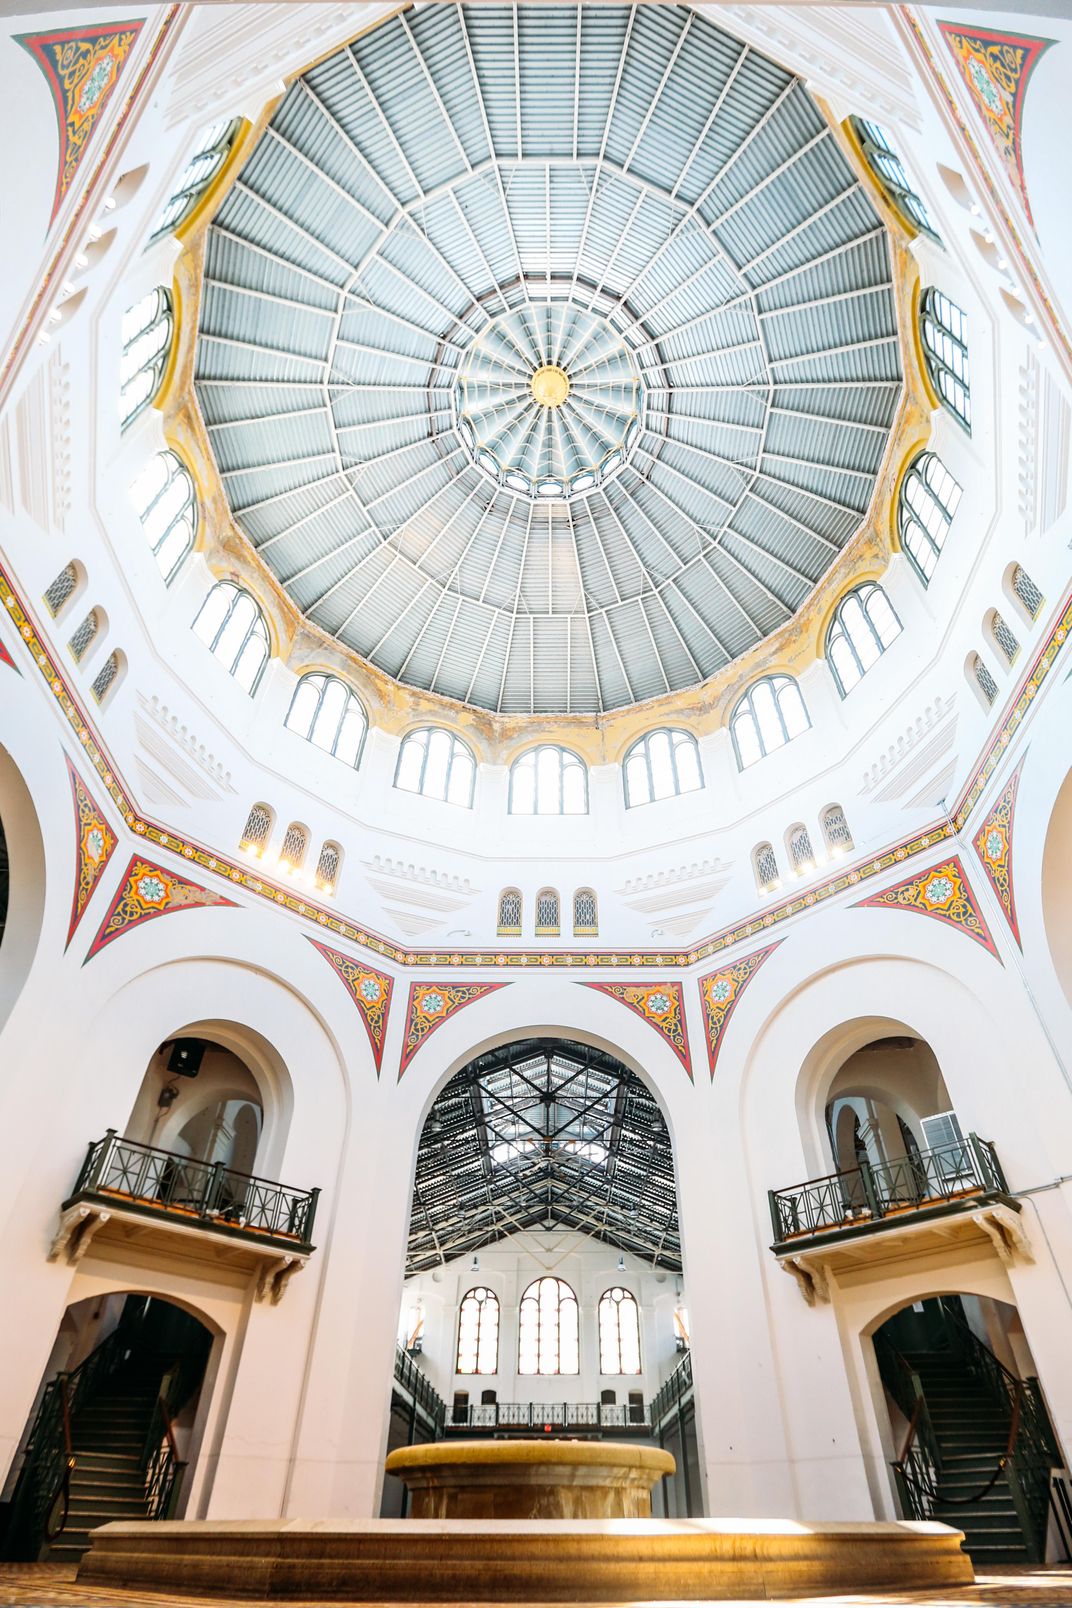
(58, 1376, 73, 1460)
(899, 1395, 924, 1467)
(159, 1396, 180, 1464)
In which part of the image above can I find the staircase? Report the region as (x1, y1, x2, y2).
(45, 1364, 166, 1563)
(901, 1347, 1028, 1564)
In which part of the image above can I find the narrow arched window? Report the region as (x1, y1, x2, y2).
(497, 889, 522, 936)
(730, 676, 809, 769)
(193, 581, 270, 693)
(279, 822, 308, 872)
(850, 118, 940, 242)
(457, 1287, 500, 1375)
(119, 288, 172, 428)
(131, 450, 197, 582)
(149, 117, 241, 243)
(285, 673, 366, 767)
(573, 889, 598, 936)
(68, 609, 100, 663)
(821, 804, 854, 855)
(921, 288, 971, 432)
(509, 746, 587, 815)
(91, 651, 123, 705)
(623, 729, 702, 807)
(395, 727, 475, 806)
(240, 802, 273, 855)
(43, 562, 81, 619)
(826, 582, 902, 696)
(1010, 565, 1043, 622)
(598, 1287, 641, 1375)
(535, 889, 560, 936)
(970, 652, 998, 707)
(989, 611, 1019, 666)
(518, 1277, 579, 1376)
(787, 823, 816, 876)
(315, 841, 341, 895)
(898, 452, 962, 584)
(754, 842, 780, 894)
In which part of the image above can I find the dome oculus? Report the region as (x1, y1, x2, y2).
(194, 4, 902, 715)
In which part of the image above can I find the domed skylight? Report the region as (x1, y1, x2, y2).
(194, 4, 902, 714)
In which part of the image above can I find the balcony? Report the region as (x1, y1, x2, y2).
(48, 1131, 319, 1302)
(769, 1136, 1027, 1303)
(650, 1349, 693, 1432)
(442, 1399, 651, 1438)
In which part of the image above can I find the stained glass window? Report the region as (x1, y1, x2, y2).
(598, 1287, 641, 1375)
(131, 450, 197, 582)
(240, 803, 273, 854)
(573, 889, 598, 935)
(821, 805, 853, 855)
(69, 610, 99, 663)
(850, 118, 940, 241)
(788, 824, 816, 875)
(149, 118, 241, 243)
(971, 653, 997, 706)
(316, 841, 341, 894)
(518, 1277, 579, 1376)
(120, 288, 173, 428)
(754, 843, 779, 893)
(285, 673, 366, 767)
(456, 1287, 500, 1375)
(44, 562, 80, 618)
(1011, 566, 1043, 621)
(509, 746, 587, 815)
(623, 729, 703, 806)
(535, 889, 560, 935)
(990, 611, 1019, 665)
(898, 452, 962, 584)
(395, 727, 475, 806)
(826, 583, 902, 696)
(91, 651, 122, 704)
(497, 889, 522, 935)
(730, 676, 809, 769)
(279, 822, 308, 871)
(193, 581, 270, 693)
(921, 288, 971, 432)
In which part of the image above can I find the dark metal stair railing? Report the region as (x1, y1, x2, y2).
(873, 1334, 942, 1524)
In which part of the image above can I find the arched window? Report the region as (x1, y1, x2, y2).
(131, 450, 197, 582)
(239, 802, 273, 856)
(623, 729, 702, 807)
(193, 581, 270, 693)
(821, 804, 854, 856)
(68, 609, 100, 664)
(456, 1286, 500, 1375)
(988, 610, 1019, 666)
(43, 561, 81, 619)
(598, 1287, 641, 1375)
(91, 650, 123, 706)
(518, 1277, 579, 1376)
(573, 888, 598, 936)
(921, 288, 971, 432)
(730, 676, 809, 769)
(1010, 565, 1043, 622)
(497, 889, 522, 936)
(279, 822, 308, 872)
(315, 841, 342, 895)
(753, 842, 780, 894)
(395, 727, 475, 807)
(826, 582, 902, 696)
(786, 823, 816, 876)
(509, 746, 587, 815)
(119, 288, 172, 428)
(970, 652, 998, 708)
(535, 889, 560, 936)
(149, 117, 241, 243)
(898, 451, 962, 584)
(850, 118, 940, 241)
(285, 673, 366, 768)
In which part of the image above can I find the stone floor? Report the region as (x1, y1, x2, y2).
(1, 1563, 1072, 1607)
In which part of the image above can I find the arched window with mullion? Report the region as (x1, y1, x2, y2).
(518, 1277, 579, 1375)
(598, 1287, 641, 1375)
(131, 450, 197, 583)
(849, 118, 940, 242)
(921, 288, 971, 432)
(149, 117, 241, 243)
(898, 451, 962, 584)
(826, 582, 902, 696)
(730, 676, 809, 769)
(623, 728, 703, 807)
(285, 673, 367, 768)
(395, 727, 475, 806)
(193, 581, 270, 694)
(509, 746, 587, 816)
(119, 288, 173, 429)
(456, 1286, 500, 1376)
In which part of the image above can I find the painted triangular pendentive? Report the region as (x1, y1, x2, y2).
(84, 855, 235, 962)
(308, 938, 394, 1077)
(853, 855, 999, 959)
(0, 637, 17, 672)
(16, 20, 144, 224)
(65, 754, 117, 949)
(398, 982, 508, 1080)
(582, 982, 692, 1080)
(697, 943, 781, 1080)
(937, 22, 1053, 226)
(973, 761, 1024, 948)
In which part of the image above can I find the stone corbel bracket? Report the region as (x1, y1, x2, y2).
(255, 1254, 307, 1305)
(48, 1203, 111, 1265)
(972, 1203, 1033, 1266)
(779, 1254, 831, 1306)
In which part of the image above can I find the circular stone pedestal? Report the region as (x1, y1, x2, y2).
(385, 1439, 674, 1520)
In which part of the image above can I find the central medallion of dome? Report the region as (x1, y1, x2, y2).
(194, 4, 902, 715)
(457, 303, 640, 499)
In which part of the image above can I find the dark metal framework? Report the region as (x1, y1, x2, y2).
(407, 1038, 680, 1275)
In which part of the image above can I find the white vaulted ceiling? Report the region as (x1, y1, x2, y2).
(194, 3, 902, 715)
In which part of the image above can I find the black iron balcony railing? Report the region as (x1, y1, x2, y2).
(443, 1399, 650, 1436)
(650, 1349, 693, 1430)
(66, 1130, 319, 1252)
(769, 1134, 1012, 1252)
(393, 1345, 446, 1430)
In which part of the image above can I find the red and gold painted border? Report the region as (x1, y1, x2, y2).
(398, 983, 508, 1080)
(936, 23, 1052, 228)
(582, 982, 692, 1080)
(307, 938, 393, 1076)
(972, 758, 1024, 948)
(65, 753, 117, 949)
(697, 944, 781, 1080)
(1, 561, 1068, 975)
(84, 854, 236, 962)
(853, 854, 999, 959)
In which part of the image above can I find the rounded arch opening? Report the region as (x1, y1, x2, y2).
(1042, 767, 1072, 1016)
(0, 744, 47, 1034)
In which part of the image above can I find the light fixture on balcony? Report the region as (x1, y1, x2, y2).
(617, 1253, 626, 1273)
(471, 1253, 480, 1272)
